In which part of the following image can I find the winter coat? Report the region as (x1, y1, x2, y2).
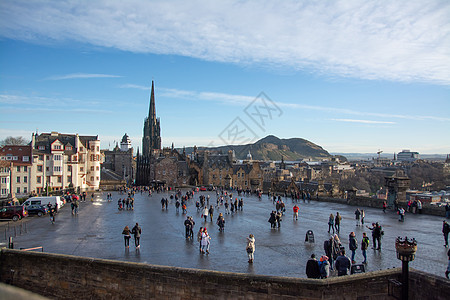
(306, 258, 321, 279)
(335, 255, 351, 276)
(361, 237, 370, 250)
(131, 225, 141, 237)
(318, 260, 330, 278)
(349, 235, 358, 251)
(246, 237, 255, 253)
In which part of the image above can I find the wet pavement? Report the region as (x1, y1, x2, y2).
(2, 190, 448, 278)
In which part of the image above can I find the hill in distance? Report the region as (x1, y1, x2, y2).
(184, 135, 334, 161)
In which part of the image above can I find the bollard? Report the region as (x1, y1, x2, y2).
(8, 236, 13, 249)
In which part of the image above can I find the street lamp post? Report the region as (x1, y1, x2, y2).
(395, 236, 417, 300)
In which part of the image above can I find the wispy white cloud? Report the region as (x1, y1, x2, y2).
(331, 119, 396, 124)
(118, 83, 150, 90)
(44, 73, 122, 80)
(155, 87, 450, 122)
(1, 1, 449, 84)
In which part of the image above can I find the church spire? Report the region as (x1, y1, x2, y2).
(149, 80, 156, 122)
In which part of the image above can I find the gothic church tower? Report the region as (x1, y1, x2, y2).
(142, 81, 161, 156)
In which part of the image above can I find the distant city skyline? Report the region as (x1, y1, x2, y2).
(0, 1, 449, 154)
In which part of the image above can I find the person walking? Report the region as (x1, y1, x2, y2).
(202, 206, 209, 222)
(361, 210, 365, 225)
(335, 212, 342, 234)
(197, 227, 203, 252)
(335, 249, 352, 276)
(398, 207, 405, 222)
(443, 220, 450, 247)
(382, 200, 387, 213)
(246, 234, 255, 263)
(268, 211, 276, 229)
(276, 211, 283, 228)
(131, 223, 142, 249)
(328, 213, 335, 234)
(122, 226, 131, 248)
(209, 205, 214, 222)
(349, 232, 358, 264)
(217, 213, 225, 232)
(306, 254, 321, 279)
(293, 204, 299, 220)
(361, 232, 369, 264)
(355, 208, 361, 226)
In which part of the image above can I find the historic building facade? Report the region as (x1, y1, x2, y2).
(30, 132, 102, 193)
(142, 81, 161, 157)
(102, 133, 134, 184)
(0, 145, 32, 197)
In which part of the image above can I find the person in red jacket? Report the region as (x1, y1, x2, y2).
(293, 205, 299, 220)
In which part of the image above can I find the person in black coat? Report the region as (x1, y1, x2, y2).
(443, 221, 450, 247)
(306, 254, 321, 279)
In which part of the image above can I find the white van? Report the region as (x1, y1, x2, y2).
(22, 196, 65, 208)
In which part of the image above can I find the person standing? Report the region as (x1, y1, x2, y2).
(417, 200, 422, 214)
(349, 232, 358, 264)
(361, 210, 365, 225)
(246, 234, 255, 263)
(324, 237, 334, 270)
(293, 204, 299, 220)
(355, 208, 361, 226)
(201, 228, 211, 254)
(328, 214, 335, 234)
(306, 254, 321, 279)
(276, 211, 282, 228)
(443, 221, 450, 247)
(122, 226, 131, 248)
(445, 203, 450, 219)
(335, 249, 352, 276)
(382, 200, 387, 213)
(361, 232, 369, 264)
(318, 255, 330, 279)
(184, 216, 192, 239)
(335, 212, 342, 234)
(132, 223, 142, 249)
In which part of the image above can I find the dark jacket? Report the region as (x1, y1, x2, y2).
(443, 222, 450, 235)
(335, 255, 351, 276)
(349, 235, 358, 251)
(132, 225, 141, 237)
(306, 258, 321, 279)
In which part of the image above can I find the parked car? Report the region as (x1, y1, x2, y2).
(0, 205, 28, 221)
(200, 186, 207, 191)
(25, 205, 48, 217)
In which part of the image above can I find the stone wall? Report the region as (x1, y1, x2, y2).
(1, 249, 448, 300)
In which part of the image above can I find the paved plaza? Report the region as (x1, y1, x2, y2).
(2, 190, 448, 278)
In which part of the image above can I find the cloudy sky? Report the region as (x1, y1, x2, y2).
(0, 0, 449, 154)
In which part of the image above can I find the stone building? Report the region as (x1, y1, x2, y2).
(0, 160, 11, 198)
(232, 162, 263, 190)
(142, 81, 161, 158)
(0, 145, 32, 197)
(102, 133, 134, 184)
(30, 132, 102, 193)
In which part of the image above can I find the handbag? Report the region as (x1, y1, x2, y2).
(246, 247, 253, 253)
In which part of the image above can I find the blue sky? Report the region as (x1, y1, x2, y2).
(0, 0, 449, 154)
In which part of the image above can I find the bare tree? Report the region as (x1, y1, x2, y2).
(0, 136, 29, 146)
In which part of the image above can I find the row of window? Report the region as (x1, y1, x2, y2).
(16, 176, 28, 183)
(16, 187, 27, 194)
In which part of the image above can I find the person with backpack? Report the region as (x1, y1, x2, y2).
(361, 232, 370, 264)
(246, 234, 255, 263)
(349, 232, 358, 264)
(318, 255, 330, 278)
(217, 213, 225, 232)
(335, 249, 352, 276)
